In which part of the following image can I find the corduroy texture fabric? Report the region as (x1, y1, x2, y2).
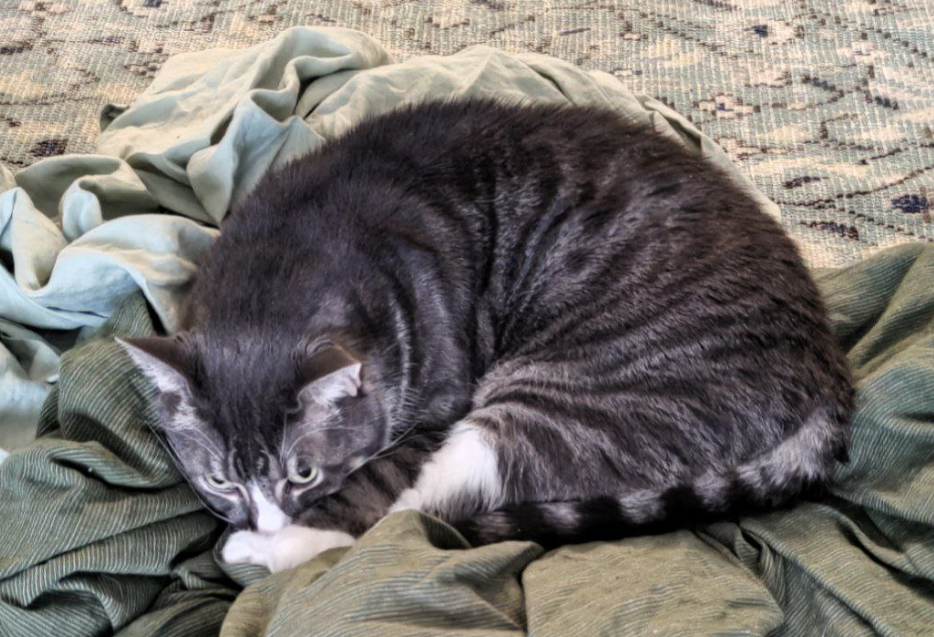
(1, 243, 933, 636)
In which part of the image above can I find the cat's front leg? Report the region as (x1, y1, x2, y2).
(222, 529, 274, 567)
(222, 525, 355, 573)
(266, 525, 356, 572)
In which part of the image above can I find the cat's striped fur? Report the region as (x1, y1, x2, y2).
(121, 99, 851, 569)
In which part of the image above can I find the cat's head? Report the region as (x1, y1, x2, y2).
(118, 334, 392, 533)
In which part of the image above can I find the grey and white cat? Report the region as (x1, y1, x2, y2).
(120, 99, 852, 573)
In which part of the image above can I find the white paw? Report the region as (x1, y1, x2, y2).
(389, 488, 424, 513)
(266, 525, 356, 573)
(222, 530, 274, 566)
(222, 526, 355, 572)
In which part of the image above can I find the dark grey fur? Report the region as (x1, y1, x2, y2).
(121, 99, 852, 548)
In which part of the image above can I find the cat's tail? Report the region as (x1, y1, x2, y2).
(452, 409, 849, 548)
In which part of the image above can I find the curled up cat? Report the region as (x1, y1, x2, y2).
(119, 99, 852, 573)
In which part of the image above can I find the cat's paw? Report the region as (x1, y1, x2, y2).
(266, 525, 356, 573)
(222, 530, 273, 566)
(389, 488, 424, 513)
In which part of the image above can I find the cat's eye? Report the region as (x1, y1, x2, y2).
(288, 462, 318, 485)
(205, 474, 235, 490)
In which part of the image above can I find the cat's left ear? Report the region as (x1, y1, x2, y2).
(117, 335, 194, 394)
(297, 345, 362, 405)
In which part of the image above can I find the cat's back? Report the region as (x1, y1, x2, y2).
(259, 99, 633, 203)
(200, 99, 821, 348)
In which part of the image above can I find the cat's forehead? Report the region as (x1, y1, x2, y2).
(242, 449, 286, 478)
(197, 333, 289, 370)
(221, 428, 287, 474)
(195, 339, 296, 403)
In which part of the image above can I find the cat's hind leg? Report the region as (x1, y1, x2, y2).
(390, 421, 504, 520)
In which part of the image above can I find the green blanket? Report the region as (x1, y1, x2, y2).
(2, 244, 934, 636)
(0, 26, 777, 457)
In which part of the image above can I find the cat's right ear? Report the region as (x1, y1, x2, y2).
(117, 336, 194, 395)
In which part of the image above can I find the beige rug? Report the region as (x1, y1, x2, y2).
(1, 0, 932, 266)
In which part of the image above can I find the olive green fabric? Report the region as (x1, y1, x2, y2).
(0, 25, 778, 456)
(2, 244, 933, 636)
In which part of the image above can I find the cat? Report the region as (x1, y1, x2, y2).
(120, 99, 852, 573)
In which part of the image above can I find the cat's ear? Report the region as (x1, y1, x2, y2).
(297, 345, 362, 405)
(117, 335, 194, 394)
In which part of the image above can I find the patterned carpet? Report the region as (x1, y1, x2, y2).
(1, 0, 932, 267)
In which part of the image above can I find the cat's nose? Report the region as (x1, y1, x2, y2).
(248, 482, 292, 534)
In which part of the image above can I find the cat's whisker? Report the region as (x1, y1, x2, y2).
(166, 415, 225, 458)
(144, 427, 236, 524)
(279, 414, 290, 461)
(282, 423, 361, 459)
(171, 431, 225, 464)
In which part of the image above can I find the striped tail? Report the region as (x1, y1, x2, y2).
(453, 410, 849, 548)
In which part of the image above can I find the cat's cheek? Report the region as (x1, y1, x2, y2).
(266, 525, 356, 572)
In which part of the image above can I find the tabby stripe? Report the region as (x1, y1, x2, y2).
(507, 234, 651, 356)
(482, 390, 619, 436)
